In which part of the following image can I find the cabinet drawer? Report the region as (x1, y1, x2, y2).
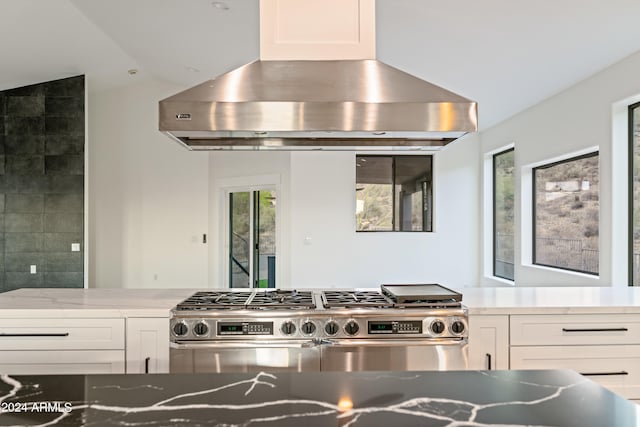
(510, 314, 640, 346)
(511, 345, 640, 399)
(0, 318, 124, 350)
(0, 350, 125, 374)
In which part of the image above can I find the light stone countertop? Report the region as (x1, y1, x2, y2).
(461, 286, 640, 315)
(2, 286, 640, 318)
(0, 288, 197, 318)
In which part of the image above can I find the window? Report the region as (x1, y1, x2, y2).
(356, 155, 433, 232)
(533, 152, 599, 275)
(493, 148, 514, 280)
(630, 102, 640, 286)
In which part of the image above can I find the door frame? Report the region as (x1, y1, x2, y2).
(217, 175, 281, 289)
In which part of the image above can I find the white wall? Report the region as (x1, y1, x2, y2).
(203, 135, 480, 290)
(288, 139, 480, 289)
(88, 76, 209, 288)
(212, 136, 479, 288)
(480, 50, 640, 287)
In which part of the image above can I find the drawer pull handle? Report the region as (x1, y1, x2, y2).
(144, 357, 151, 374)
(580, 371, 629, 376)
(486, 353, 492, 370)
(562, 328, 628, 332)
(0, 333, 70, 337)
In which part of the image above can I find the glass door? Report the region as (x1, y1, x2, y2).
(229, 192, 251, 288)
(229, 189, 276, 288)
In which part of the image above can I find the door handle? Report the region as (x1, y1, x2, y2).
(144, 357, 151, 374)
(486, 353, 492, 370)
(562, 328, 628, 332)
(0, 333, 70, 337)
(301, 338, 334, 348)
(580, 371, 628, 376)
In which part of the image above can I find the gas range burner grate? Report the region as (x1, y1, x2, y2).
(248, 290, 315, 309)
(174, 290, 316, 311)
(321, 291, 395, 308)
(175, 291, 253, 311)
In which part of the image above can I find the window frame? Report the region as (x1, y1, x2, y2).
(492, 147, 515, 281)
(531, 150, 599, 275)
(629, 101, 640, 286)
(355, 154, 433, 233)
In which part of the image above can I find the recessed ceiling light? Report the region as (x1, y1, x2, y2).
(211, 1, 229, 10)
(128, 69, 138, 76)
(185, 66, 200, 73)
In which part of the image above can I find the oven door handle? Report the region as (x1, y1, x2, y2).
(171, 340, 317, 350)
(321, 338, 466, 347)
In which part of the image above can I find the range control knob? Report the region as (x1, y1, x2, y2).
(281, 321, 297, 336)
(344, 320, 360, 336)
(451, 320, 466, 335)
(301, 321, 316, 336)
(325, 321, 339, 336)
(431, 320, 446, 335)
(193, 321, 209, 336)
(173, 322, 188, 337)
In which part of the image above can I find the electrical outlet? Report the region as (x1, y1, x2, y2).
(71, 243, 80, 252)
(30, 265, 37, 274)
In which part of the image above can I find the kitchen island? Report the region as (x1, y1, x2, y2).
(0, 369, 637, 426)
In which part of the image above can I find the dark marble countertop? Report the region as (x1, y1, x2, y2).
(0, 369, 636, 426)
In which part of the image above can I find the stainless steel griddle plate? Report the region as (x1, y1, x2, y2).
(380, 284, 462, 303)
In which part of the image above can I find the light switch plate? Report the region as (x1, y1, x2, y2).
(71, 243, 80, 252)
(30, 265, 37, 274)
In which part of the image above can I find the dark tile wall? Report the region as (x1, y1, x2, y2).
(0, 75, 84, 291)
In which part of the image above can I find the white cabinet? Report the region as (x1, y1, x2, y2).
(0, 318, 125, 375)
(468, 315, 509, 370)
(0, 316, 170, 375)
(510, 314, 640, 399)
(126, 318, 169, 373)
(259, 0, 375, 60)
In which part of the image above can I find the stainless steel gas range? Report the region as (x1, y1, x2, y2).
(169, 284, 468, 373)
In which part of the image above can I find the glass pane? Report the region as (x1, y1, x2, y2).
(394, 156, 432, 231)
(356, 156, 393, 231)
(229, 192, 251, 288)
(494, 149, 515, 280)
(256, 190, 276, 288)
(633, 106, 640, 286)
(534, 153, 599, 274)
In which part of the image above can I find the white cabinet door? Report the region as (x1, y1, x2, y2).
(0, 318, 125, 350)
(0, 350, 125, 374)
(468, 315, 509, 370)
(511, 314, 640, 346)
(259, 0, 375, 60)
(511, 345, 640, 399)
(126, 318, 169, 374)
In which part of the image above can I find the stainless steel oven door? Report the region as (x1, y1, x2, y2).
(170, 340, 321, 373)
(319, 338, 468, 372)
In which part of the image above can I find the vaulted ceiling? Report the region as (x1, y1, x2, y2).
(1, 0, 639, 129)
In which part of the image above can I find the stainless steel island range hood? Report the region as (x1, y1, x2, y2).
(159, 59, 477, 150)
